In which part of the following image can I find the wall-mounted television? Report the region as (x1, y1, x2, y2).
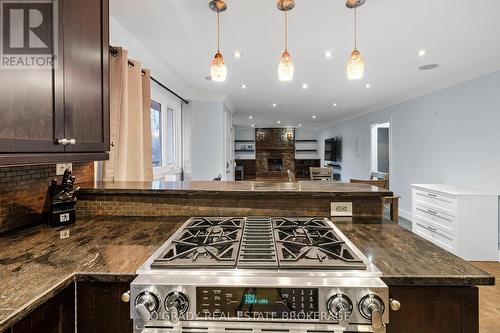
(325, 137, 342, 162)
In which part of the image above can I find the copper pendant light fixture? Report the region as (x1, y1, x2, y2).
(209, 0, 227, 82)
(277, 0, 295, 82)
(346, 1, 365, 80)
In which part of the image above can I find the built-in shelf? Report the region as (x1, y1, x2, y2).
(235, 140, 255, 143)
(235, 150, 255, 152)
(295, 140, 317, 143)
(296, 149, 318, 153)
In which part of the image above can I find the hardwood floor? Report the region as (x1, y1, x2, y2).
(396, 215, 500, 333)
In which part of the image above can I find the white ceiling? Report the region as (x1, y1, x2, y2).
(110, 0, 500, 128)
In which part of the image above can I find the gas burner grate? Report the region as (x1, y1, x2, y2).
(273, 217, 366, 270)
(151, 217, 244, 268)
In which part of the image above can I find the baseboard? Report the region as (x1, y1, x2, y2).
(399, 208, 412, 222)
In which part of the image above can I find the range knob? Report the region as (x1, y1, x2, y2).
(327, 293, 353, 322)
(134, 291, 159, 321)
(164, 291, 190, 324)
(358, 294, 385, 332)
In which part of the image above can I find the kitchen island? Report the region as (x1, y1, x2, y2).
(77, 180, 393, 218)
(0, 216, 493, 332)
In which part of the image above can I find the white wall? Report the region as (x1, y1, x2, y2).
(318, 71, 500, 228)
(183, 101, 227, 181)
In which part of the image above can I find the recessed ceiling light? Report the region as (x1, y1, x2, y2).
(234, 51, 242, 58)
(241, 84, 247, 89)
(417, 49, 427, 57)
(365, 83, 371, 89)
(312, 115, 317, 119)
(418, 64, 440, 71)
(324, 51, 333, 58)
(277, 120, 281, 124)
(333, 103, 338, 107)
(251, 124, 255, 127)
(302, 83, 308, 89)
(298, 124, 302, 127)
(249, 116, 253, 119)
(272, 103, 277, 107)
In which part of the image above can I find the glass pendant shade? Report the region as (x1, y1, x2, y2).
(278, 50, 294, 81)
(211, 51, 227, 82)
(347, 49, 364, 80)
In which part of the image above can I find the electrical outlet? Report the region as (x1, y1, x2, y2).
(331, 202, 353, 217)
(60, 229, 70, 239)
(56, 163, 72, 176)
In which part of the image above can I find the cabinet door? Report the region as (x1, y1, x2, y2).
(62, 0, 109, 153)
(387, 286, 478, 333)
(77, 281, 133, 333)
(0, 0, 64, 154)
(11, 284, 75, 333)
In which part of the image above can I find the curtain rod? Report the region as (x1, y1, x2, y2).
(109, 46, 189, 104)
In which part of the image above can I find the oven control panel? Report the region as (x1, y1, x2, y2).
(196, 287, 319, 319)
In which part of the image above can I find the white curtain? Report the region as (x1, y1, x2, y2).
(101, 47, 153, 181)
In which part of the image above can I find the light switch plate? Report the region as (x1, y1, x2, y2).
(56, 163, 72, 176)
(331, 202, 353, 217)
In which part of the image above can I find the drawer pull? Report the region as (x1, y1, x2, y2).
(427, 226, 437, 232)
(121, 291, 131, 303)
(427, 193, 437, 198)
(427, 209, 437, 215)
(390, 299, 401, 311)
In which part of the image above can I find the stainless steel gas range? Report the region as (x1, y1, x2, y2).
(131, 217, 389, 333)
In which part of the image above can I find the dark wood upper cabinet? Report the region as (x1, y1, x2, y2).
(0, 0, 109, 165)
(63, 0, 109, 153)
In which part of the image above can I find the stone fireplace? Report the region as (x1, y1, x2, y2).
(255, 128, 295, 178)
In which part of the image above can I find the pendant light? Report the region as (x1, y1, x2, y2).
(209, 0, 227, 82)
(346, 1, 365, 80)
(277, 0, 295, 82)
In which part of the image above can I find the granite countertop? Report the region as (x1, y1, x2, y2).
(333, 218, 495, 286)
(79, 180, 392, 197)
(0, 216, 185, 330)
(0, 216, 493, 330)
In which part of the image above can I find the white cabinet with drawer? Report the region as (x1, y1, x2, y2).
(412, 184, 498, 261)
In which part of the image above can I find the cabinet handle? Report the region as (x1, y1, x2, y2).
(57, 138, 70, 145)
(427, 209, 437, 215)
(427, 193, 437, 198)
(427, 226, 437, 232)
(121, 291, 131, 303)
(57, 138, 76, 146)
(390, 299, 401, 311)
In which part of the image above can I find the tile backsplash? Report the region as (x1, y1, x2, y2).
(0, 162, 94, 233)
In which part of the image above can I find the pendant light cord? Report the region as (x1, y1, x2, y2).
(354, 8, 357, 50)
(217, 11, 221, 52)
(284, 11, 288, 51)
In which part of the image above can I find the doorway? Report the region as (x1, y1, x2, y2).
(371, 122, 391, 174)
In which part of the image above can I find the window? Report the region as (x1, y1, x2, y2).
(151, 100, 162, 167)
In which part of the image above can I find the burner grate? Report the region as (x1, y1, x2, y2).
(273, 217, 366, 270)
(237, 217, 278, 268)
(151, 217, 244, 269)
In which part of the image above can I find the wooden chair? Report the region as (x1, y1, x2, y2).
(350, 171, 389, 189)
(309, 167, 333, 181)
(350, 172, 400, 221)
(287, 170, 297, 183)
